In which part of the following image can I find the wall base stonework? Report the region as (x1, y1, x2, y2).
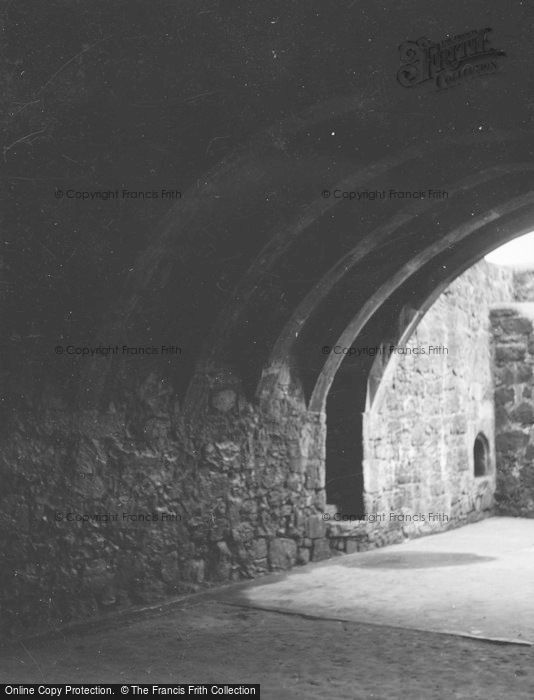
(0, 387, 328, 639)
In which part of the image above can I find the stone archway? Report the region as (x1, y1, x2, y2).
(5, 0, 534, 635)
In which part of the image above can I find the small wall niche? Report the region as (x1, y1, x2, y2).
(474, 432, 490, 477)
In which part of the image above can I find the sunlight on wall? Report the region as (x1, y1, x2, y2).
(485, 232, 534, 267)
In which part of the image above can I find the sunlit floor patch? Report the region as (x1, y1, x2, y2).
(217, 517, 534, 644)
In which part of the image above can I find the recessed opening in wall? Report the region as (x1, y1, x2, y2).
(325, 353, 370, 518)
(474, 432, 490, 477)
(325, 390, 364, 517)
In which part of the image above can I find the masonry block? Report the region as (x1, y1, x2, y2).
(495, 344, 527, 362)
(510, 402, 534, 425)
(310, 538, 332, 562)
(268, 538, 297, 570)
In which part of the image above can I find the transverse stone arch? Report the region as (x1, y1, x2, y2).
(76, 115, 534, 421)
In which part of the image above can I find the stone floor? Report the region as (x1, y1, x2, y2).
(218, 516, 534, 644)
(1, 517, 533, 698)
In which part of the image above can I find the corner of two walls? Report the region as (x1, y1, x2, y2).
(360, 261, 515, 544)
(491, 280, 534, 516)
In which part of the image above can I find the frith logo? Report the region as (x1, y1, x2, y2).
(397, 28, 506, 90)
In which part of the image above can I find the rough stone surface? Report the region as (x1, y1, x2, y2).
(269, 538, 298, 570)
(311, 538, 333, 562)
(491, 303, 534, 516)
(0, 380, 327, 638)
(363, 262, 514, 539)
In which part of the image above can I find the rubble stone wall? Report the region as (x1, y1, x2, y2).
(1, 379, 329, 638)
(328, 262, 514, 551)
(491, 302, 534, 516)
